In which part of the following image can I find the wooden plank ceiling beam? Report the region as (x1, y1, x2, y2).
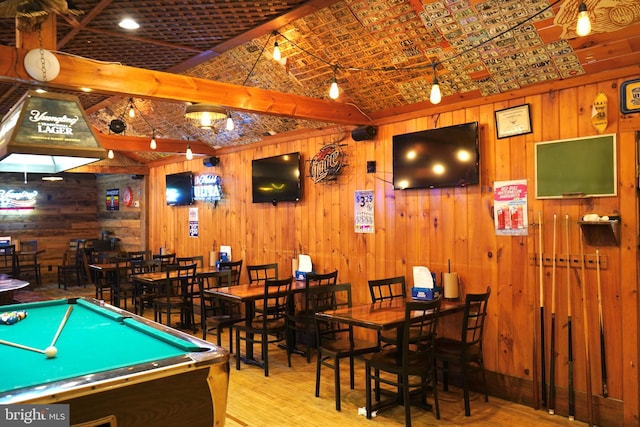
(0, 45, 370, 126)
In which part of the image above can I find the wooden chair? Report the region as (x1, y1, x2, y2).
(199, 270, 244, 350)
(16, 240, 41, 286)
(0, 244, 18, 278)
(309, 283, 379, 411)
(368, 276, 407, 347)
(234, 276, 293, 376)
(153, 263, 197, 332)
(219, 259, 243, 286)
(92, 251, 119, 302)
(435, 286, 491, 417)
(365, 298, 442, 426)
(130, 257, 159, 315)
(287, 270, 338, 362)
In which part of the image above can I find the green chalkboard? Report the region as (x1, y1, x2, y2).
(535, 134, 616, 199)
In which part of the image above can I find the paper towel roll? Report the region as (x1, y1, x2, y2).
(292, 258, 299, 275)
(443, 272, 459, 299)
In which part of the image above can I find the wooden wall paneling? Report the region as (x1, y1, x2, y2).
(144, 77, 638, 425)
(618, 131, 639, 425)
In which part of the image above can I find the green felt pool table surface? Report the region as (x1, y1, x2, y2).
(0, 298, 207, 395)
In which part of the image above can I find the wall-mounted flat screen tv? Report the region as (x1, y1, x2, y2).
(252, 152, 302, 204)
(166, 172, 194, 206)
(392, 122, 479, 190)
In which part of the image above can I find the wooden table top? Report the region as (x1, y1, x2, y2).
(316, 298, 465, 331)
(0, 279, 30, 293)
(204, 280, 307, 303)
(132, 268, 216, 283)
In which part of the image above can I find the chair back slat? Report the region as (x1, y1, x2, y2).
(247, 263, 279, 285)
(461, 288, 491, 348)
(219, 259, 243, 286)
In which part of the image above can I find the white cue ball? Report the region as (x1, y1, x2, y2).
(45, 346, 57, 359)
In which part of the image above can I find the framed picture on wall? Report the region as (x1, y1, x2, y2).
(495, 104, 532, 139)
(620, 78, 640, 114)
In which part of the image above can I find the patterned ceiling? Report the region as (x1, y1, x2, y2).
(0, 0, 639, 158)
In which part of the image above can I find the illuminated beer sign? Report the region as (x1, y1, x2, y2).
(0, 189, 38, 210)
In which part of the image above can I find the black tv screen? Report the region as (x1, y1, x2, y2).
(392, 122, 479, 190)
(166, 172, 194, 206)
(252, 152, 301, 203)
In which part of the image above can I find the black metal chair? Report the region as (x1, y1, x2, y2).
(435, 286, 491, 417)
(247, 262, 279, 284)
(178, 255, 205, 268)
(153, 252, 177, 270)
(16, 240, 41, 286)
(219, 259, 243, 286)
(199, 270, 244, 350)
(152, 263, 198, 332)
(310, 283, 379, 411)
(286, 270, 338, 362)
(365, 297, 442, 426)
(234, 276, 293, 376)
(368, 275, 407, 347)
(0, 244, 18, 278)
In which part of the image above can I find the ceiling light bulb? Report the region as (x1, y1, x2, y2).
(329, 80, 339, 100)
(226, 113, 234, 131)
(186, 145, 193, 160)
(128, 104, 135, 118)
(576, 2, 591, 37)
(108, 149, 114, 159)
(150, 131, 157, 150)
(119, 18, 139, 30)
(200, 111, 212, 128)
(273, 41, 281, 61)
(430, 82, 441, 104)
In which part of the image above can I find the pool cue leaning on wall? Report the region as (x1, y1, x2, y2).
(596, 249, 608, 398)
(566, 215, 575, 421)
(538, 210, 547, 408)
(580, 232, 594, 427)
(548, 213, 557, 415)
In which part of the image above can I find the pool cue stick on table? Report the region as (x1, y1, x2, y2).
(0, 339, 46, 355)
(596, 249, 608, 398)
(548, 213, 557, 415)
(538, 210, 547, 409)
(44, 305, 74, 358)
(566, 215, 575, 421)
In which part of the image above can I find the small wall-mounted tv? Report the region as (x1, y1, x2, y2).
(392, 122, 479, 190)
(166, 172, 194, 206)
(252, 152, 302, 204)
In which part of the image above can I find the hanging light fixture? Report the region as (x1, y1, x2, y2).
(226, 112, 235, 131)
(329, 66, 339, 100)
(273, 40, 281, 61)
(150, 130, 157, 150)
(186, 145, 193, 160)
(108, 149, 114, 159)
(128, 98, 135, 118)
(576, 2, 591, 37)
(429, 63, 442, 105)
(184, 104, 227, 129)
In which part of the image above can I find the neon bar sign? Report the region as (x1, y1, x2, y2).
(0, 189, 38, 210)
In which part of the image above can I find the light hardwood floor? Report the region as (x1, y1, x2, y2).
(215, 329, 586, 427)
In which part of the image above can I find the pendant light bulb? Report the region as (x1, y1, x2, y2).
(429, 64, 442, 105)
(273, 40, 281, 61)
(329, 66, 339, 100)
(128, 99, 135, 118)
(108, 149, 114, 159)
(186, 145, 193, 160)
(226, 112, 234, 131)
(150, 130, 157, 150)
(576, 2, 591, 37)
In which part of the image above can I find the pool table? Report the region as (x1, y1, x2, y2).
(0, 298, 230, 427)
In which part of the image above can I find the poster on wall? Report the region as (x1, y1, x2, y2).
(189, 207, 199, 238)
(106, 188, 119, 211)
(354, 190, 374, 233)
(494, 180, 528, 236)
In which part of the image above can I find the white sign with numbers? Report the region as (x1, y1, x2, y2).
(189, 207, 199, 237)
(354, 190, 374, 233)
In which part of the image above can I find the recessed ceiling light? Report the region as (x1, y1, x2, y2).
(119, 18, 139, 30)
(42, 176, 64, 181)
(81, 87, 92, 92)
